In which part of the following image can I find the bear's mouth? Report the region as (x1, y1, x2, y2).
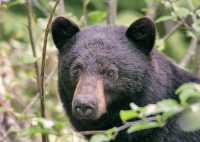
(74, 110, 122, 132)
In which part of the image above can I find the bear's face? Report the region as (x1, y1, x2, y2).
(52, 17, 156, 125)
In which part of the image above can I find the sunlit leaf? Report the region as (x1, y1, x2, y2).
(155, 15, 176, 23)
(156, 39, 165, 51)
(127, 121, 161, 133)
(88, 11, 106, 24)
(120, 110, 139, 122)
(90, 134, 111, 142)
(174, 7, 190, 18)
(176, 83, 200, 105)
(178, 103, 200, 132)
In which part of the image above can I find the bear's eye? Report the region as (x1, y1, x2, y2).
(70, 63, 83, 78)
(102, 69, 118, 81)
(106, 70, 114, 77)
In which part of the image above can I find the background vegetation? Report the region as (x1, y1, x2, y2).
(0, 0, 200, 142)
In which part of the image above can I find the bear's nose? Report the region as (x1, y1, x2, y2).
(72, 97, 96, 119)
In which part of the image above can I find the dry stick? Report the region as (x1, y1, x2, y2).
(106, 0, 117, 26)
(180, 37, 198, 68)
(27, 0, 40, 88)
(40, 0, 61, 142)
(26, 0, 45, 141)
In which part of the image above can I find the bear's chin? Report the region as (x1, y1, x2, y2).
(72, 110, 104, 121)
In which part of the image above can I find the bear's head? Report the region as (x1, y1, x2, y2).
(51, 17, 156, 130)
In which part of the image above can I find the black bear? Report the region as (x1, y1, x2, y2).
(51, 16, 200, 142)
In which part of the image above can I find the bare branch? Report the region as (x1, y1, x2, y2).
(166, 0, 198, 37)
(106, 0, 117, 26)
(22, 93, 40, 114)
(145, 2, 158, 20)
(27, 0, 40, 89)
(192, 40, 200, 76)
(163, 22, 183, 42)
(180, 37, 198, 68)
(164, 0, 200, 70)
(39, 0, 61, 141)
(81, 0, 89, 26)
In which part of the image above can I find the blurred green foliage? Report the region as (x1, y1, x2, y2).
(0, 0, 200, 142)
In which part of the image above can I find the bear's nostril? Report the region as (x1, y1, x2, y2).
(74, 103, 94, 118)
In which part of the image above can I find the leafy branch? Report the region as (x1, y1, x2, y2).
(79, 83, 200, 141)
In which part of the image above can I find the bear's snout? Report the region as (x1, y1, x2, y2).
(72, 75, 107, 120)
(72, 96, 97, 120)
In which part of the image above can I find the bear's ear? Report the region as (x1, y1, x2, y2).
(51, 16, 80, 50)
(126, 17, 156, 55)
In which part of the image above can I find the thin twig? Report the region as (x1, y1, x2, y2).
(166, 0, 198, 36)
(79, 116, 157, 136)
(26, 0, 46, 141)
(58, 0, 65, 15)
(40, 0, 61, 142)
(40, 0, 60, 119)
(45, 66, 57, 85)
(180, 37, 198, 68)
(167, 0, 200, 70)
(106, 0, 117, 26)
(81, 0, 90, 26)
(22, 93, 40, 113)
(163, 21, 183, 42)
(27, 0, 40, 89)
(192, 40, 200, 76)
(145, 2, 158, 20)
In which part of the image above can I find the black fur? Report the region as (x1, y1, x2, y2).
(52, 17, 200, 142)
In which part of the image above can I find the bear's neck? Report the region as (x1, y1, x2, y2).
(143, 50, 200, 105)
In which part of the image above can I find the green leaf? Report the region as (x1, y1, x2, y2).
(180, 90, 200, 105)
(120, 110, 139, 122)
(127, 121, 161, 133)
(21, 127, 51, 136)
(90, 134, 111, 142)
(175, 7, 190, 18)
(53, 121, 65, 130)
(130, 103, 139, 111)
(176, 83, 200, 94)
(88, 11, 106, 24)
(141, 104, 160, 116)
(105, 127, 117, 138)
(156, 39, 165, 51)
(155, 15, 176, 23)
(178, 103, 200, 132)
(157, 99, 182, 113)
(176, 83, 200, 105)
(140, 99, 182, 119)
